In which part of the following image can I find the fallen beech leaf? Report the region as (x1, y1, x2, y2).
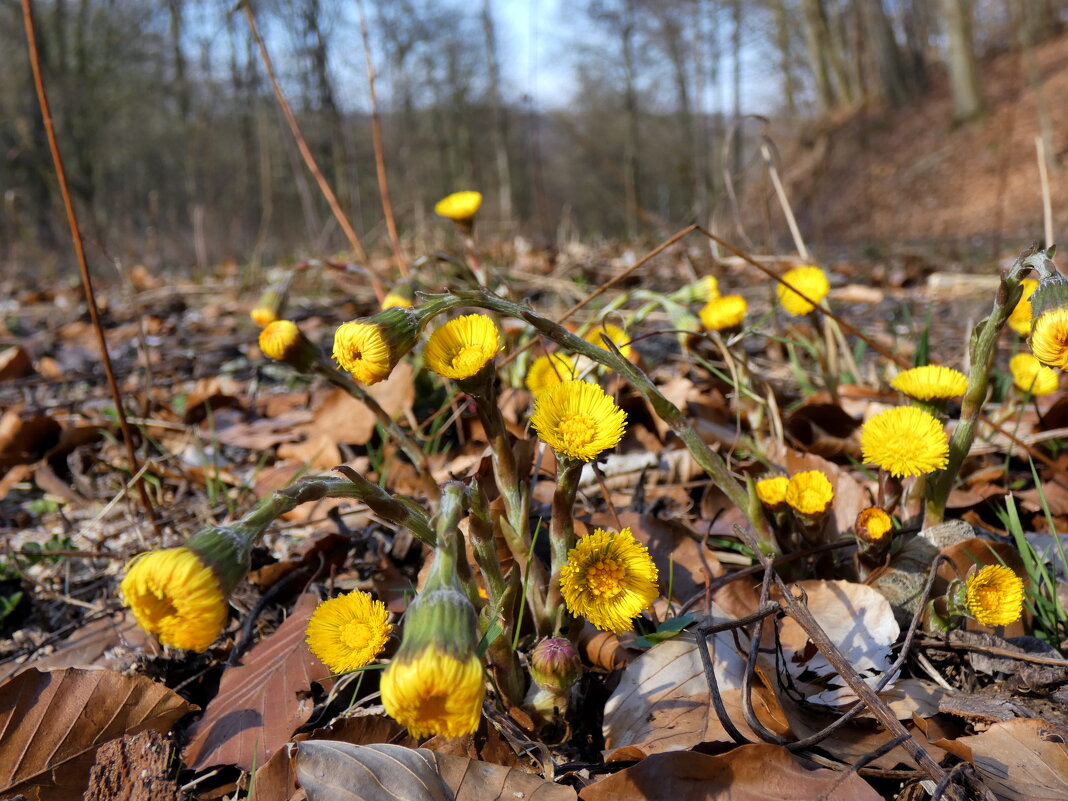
(294, 741, 577, 801)
(0, 410, 62, 468)
(784, 401, 862, 459)
(775, 580, 899, 705)
(184, 594, 332, 771)
(0, 668, 194, 801)
(578, 745, 880, 800)
(951, 718, 1068, 801)
(603, 617, 755, 753)
(0, 345, 33, 381)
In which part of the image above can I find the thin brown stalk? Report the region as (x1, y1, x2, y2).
(239, 1, 382, 298)
(21, 0, 160, 537)
(355, 0, 408, 278)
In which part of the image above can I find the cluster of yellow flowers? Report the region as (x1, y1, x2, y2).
(698, 276, 748, 333)
(756, 470, 834, 517)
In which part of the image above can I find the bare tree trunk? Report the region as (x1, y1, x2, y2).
(481, 0, 513, 224)
(1015, 1, 1059, 172)
(942, 0, 984, 123)
(774, 0, 797, 115)
(621, 0, 642, 237)
(731, 0, 742, 176)
(801, 0, 835, 109)
(860, 0, 910, 106)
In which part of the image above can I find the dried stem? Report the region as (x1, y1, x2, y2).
(21, 0, 160, 536)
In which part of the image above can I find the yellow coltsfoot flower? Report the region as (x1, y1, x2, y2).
(525, 352, 578, 395)
(333, 321, 393, 384)
(855, 506, 893, 543)
(306, 591, 392, 674)
(530, 379, 627, 462)
(861, 406, 949, 478)
(699, 295, 748, 332)
(755, 475, 790, 508)
(560, 527, 659, 633)
(259, 320, 319, 371)
(777, 265, 830, 316)
(424, 313, 501, 380)
(434, 190, 483, 223)
(380, 646, 485, 738)
(1008, 278, 1038, 336)
(965, 565, 1025, 627)
(583, 322, 634, 361)
(1030, 308, 1068, 371)
(120, 547, 228, 652)
(785, 470, 834, 517)
(890, 365, 968, 401)
(1010, 352, 1059, 395)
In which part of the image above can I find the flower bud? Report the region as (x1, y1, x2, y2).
(529, 637, 582, 695)
(259, 320, 319, 372)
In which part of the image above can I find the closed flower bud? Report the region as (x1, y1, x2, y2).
(529, 637, 582, 695)
(259, 320, 319, 372)
(250, 280, 291, 328)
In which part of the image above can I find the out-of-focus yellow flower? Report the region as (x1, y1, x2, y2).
(777, 265, 830, 316)
(333, 321, 392, 384)
(701, 275, 720, 301)
(785, 470, 834, 516)
(583, 322, 634, 361)
(120, 547, 227, 652)
(250, 280, 289, 327)
(530, 380, 626, 462)
(434, 191, 483, 222)
(891, 365, 968, 401)
(259, 320, 318, 371)
(861, 406, 949, 477)
(305, 591, 392, 674)
(382, 293, 413, 310)
(380, 646, 484, 738)
(699, 295, 748, 332)
(965, 565, 1025, 627)
(560, 527, 659, 633)
(250, 306, 278, 327)
(1030, 308, 1068, 371)
(1008, 279, 1039, 336)
(424, 314, 500, 380)
(755, 476, 790, 508)
(526, 352, 578, 395)
(1010, 352, 1059, 395)
(856, 507, 893, 542)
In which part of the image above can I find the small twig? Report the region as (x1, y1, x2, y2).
(239, 1, 380, 298)
(20, 0, 160, 538)
(355, 0, 407, 278)
(1037, 136, 1054, 249)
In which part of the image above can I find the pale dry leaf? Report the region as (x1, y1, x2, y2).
(603, 612, 750, 753)
(294, 742, 448, 801)
(951, 718, 1068, 801)
(0, 667, 194, 801)
(776, 580, 899, 705)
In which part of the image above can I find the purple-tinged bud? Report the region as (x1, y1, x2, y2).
(529, 637, 582, 694)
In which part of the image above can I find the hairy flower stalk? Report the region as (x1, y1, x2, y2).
(926, 245, 1052, 524)
(546, 457, 583, 633)
(416, 288, 780, 555)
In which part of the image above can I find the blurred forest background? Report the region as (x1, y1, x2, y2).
(3, 0, 1068, 275)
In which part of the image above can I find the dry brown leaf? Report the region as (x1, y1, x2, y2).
(578, 745, 880, 800)
(0, 345, 33, 381)
(184, 593, 332, 771)
(294, 741, 576, 801)
(0, 667, 194, 801)
(784, 401, 862, 459)
(949, 718, 1068, 801)
(603, 621, 753, 753)
(0, 410, 62, 468)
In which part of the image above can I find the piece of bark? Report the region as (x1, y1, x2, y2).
(84, 730, 177, 801)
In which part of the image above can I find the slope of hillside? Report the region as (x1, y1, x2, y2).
(778, 31, 1068, 254)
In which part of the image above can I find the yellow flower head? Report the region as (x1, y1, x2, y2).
(526, 352, 579, 395)
(584, 322, 634, 361)
(380, 646, 484, 738)
(701, 275, 720, 301)
(861, 406, 949, 478)
(1008, 278, 1039, 336)
(856, 506, 893, 542)
(382, 293, 414, 310)
(1010, 352, 1059, 395)
(333, 321, 393, 384)
(306, 591, 392, 674)
(530, 380, 627, 462)
(120, 547, 228, 652)
(560, 527, 659, 633)
(424, 314, 501, 380)
(755, 476, 790, 508)
(777, 265, 830, 316)
(785, 470, 834, 516)
(250, 306, 278, 328)
(1030, 308, 1068, 371)
(890, 365, 968, 401)
(259, 320, 301, 361)
(965, 565, 1025, 627)
(700, 295, 748, 332)
(434, 191, 483, 222)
